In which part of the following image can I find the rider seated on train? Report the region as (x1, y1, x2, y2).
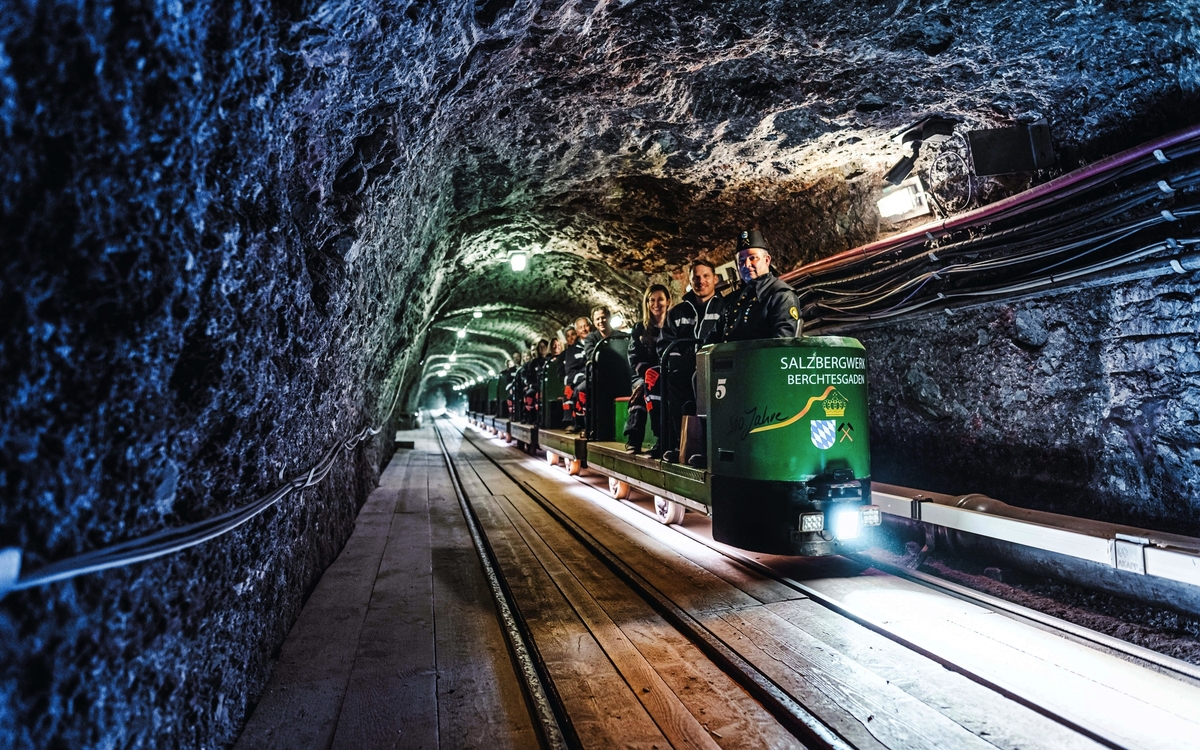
(659, 259, 726, 463)
(707, 229, 801, 344)
(509, 350, 527, 421)
(562, 316, 591, 431)
(573, 307, 613, 433)
(502, 353, 522, 417)
(522, 340, 549, 423)
(677, 229, 800, 467)
(622, 284, 673, 456)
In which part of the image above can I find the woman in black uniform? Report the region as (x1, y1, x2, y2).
(624, 284, 672, 455)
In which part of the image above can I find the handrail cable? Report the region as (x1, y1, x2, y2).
(0, 355, 413, 599)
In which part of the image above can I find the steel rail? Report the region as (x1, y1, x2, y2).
(473, 419, 1166, 750)
(612, 500, 1134, 750)
(847, 552, 1200, 685)
(432, 423, 573, 750)
(445, 419, 852, 750)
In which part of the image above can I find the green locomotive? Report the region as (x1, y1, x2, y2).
(467, 336, 881, 557)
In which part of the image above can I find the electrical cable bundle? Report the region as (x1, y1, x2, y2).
(787, 126, 1200, 326)
(783, 123, 1200, 286)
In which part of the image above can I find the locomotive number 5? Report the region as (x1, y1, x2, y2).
(715, 378, 727, 399)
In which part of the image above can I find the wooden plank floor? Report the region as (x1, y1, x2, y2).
(455, 421, 1107, 750)
(446, 428, 805, 750)
(234, 429, 537, 750)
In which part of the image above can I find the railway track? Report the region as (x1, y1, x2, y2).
(437, 416, 1200, 750)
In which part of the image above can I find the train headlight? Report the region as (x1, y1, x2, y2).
(800, 513, 825, 533)
(862, 505, 882, 527)
(833, 510, 861, 540)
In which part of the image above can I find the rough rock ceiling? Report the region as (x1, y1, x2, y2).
(391, 0, 1197, 391)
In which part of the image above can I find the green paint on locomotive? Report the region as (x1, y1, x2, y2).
(703, 337, 870, 485)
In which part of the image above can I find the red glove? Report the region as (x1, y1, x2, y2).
(644, 366, 660, 389)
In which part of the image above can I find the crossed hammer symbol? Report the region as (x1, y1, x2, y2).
(839, 423, 854, 442)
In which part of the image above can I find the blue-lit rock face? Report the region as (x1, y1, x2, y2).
(1, 0, 1198, 746)
(859, 278, 1200, 534)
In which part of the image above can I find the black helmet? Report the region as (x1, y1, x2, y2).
(737, 228, 768, 252)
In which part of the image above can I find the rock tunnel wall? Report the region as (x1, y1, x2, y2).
(2, 0, 1200, 746)
(857, 273, 1200, 536)
(0, 0, 466, 746)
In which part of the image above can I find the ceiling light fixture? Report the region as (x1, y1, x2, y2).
(884, 115, 959, 186)
(877, 177, 932, 222)
(609, 313, 626, 330)
(472, 310, 483, 319)
(457, 329, 466, 338)
(508, 250, 528, 272)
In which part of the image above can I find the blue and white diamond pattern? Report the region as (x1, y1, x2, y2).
(810, 420, 836, 450)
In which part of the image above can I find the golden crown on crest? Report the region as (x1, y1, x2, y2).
(823, 390, 848, 417)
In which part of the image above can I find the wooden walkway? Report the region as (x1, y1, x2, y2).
(234, 430, 537, 750)
(237, 420, 1152, 749)
(448, 423, 1105, 750)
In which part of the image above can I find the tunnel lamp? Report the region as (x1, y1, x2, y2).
(449, 353, 457, 362)
(473, 310, 483, 319)
(877, 177, 931, 222)
(883, 115, 959, 186)
(609, 313, 626, 330)
(457, 329, 466, 338)
(883, 145, 919, 186)
(508, 251, 528, 272)
(489, 369, 496, 376)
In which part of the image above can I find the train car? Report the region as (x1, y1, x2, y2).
(583, 336, 879, 556)
(471, 335, 879, 556)
(536, 333, 631, 476)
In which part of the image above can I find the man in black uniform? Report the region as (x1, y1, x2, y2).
(562, 317, 591, 431)
(576, 306, 614, 436)
(582, 306, 613, 357)
(710, 229, 802, 343)
(522, 339, 549, 424)
(500, 354, 520, 418)
(660, 260, 726, 461)
(687, 230, 800, 467)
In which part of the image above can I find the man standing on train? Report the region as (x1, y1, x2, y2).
(660, 260, 726, 462)
(710, 229, 802, 343)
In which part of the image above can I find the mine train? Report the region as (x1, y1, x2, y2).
(465, 335, 882, 557)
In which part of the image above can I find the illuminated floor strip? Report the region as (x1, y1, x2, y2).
(459, 418, 1200, 750)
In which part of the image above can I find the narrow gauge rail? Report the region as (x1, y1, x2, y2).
(435, 418, 840, 750)
(444, 417, 1200, 750)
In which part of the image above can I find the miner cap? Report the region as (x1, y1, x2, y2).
(737, 228, 768, 253)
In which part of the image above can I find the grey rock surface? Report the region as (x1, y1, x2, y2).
(1, 0, 1199, 746)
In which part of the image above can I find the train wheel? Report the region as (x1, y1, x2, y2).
(547, 452, 560, 466)
(654, 496, 685, 525)
(567, 458, 582, 476)
(608, 477, 630, 500)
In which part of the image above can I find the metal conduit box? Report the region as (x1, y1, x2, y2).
(702, 337, 874, 555)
